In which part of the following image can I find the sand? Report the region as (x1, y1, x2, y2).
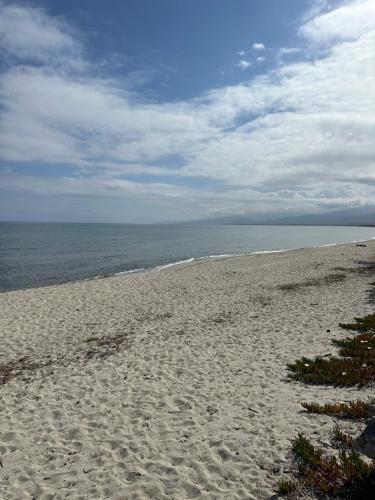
(0, 240, 374, 499)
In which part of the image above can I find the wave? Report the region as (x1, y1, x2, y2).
(85, 236, 375, 284)
(114, 268, 145, 276)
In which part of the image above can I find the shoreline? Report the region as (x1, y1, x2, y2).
(1, 240, 375, 499)
(2, 236, 375, 295)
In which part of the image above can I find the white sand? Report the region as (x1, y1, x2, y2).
(0, 241, 374, 499)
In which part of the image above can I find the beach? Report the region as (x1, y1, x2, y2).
(1, 240, 374, 499)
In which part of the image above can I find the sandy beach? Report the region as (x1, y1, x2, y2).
(1, 240, 374, 499)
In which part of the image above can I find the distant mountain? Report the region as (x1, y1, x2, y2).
(186, 213, 274, 225)
(187, 206, 375, 226)
(266, 206, 375, 226)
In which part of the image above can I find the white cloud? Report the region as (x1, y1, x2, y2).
(184, 31, 375, 187)
(300, 0, 375, 43)
(0, 66, 216, 165)
(0, 0, 375, 219)
(302, 0, 333, 21)
(252, 42, 266, 50)
(237, 50, 246, 56)
(237, 60, 252, 70)
(279, 47, 301, 56)
(0, 1, 83, 68)
(257, 56, 266, 62)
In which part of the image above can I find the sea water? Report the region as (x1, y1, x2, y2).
(0, 222, 374, 292)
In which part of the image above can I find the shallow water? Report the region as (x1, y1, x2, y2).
(1, 222, 374, 292)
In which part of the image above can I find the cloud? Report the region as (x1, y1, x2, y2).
(0, 1, 84, 69)
(302, 0, 333, 21)
(300, 0, 375, 43)
(252, 42, 266, 50)
(279, 47, 301, 56)
(256, 56, 266, 62)
(4, 170, 369, 221)
(0, 66, 216, 166)
(237, 60, 252, 69)
(0, 0, 375, 220)
(237, 50, 246, 56)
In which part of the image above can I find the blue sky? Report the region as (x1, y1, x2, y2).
(0, 0, 374, 222)
(34, 0, 306, 101)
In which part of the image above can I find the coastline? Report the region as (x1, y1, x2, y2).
(81, 236, 375, 289)
(1, 240, 375, 499)
(3, 236, 374, 295)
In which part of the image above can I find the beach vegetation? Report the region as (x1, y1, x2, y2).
(288, 314, 375, 386)
(277, 479, 298, 495)
(291, 433, 375, 497)
(333, 426, 354, 448)
(280, 306, 375, 497)
(287, 355, 375, 386)
(339, 313, 375, 333)
(332, 332, 375, 359)
(301, 400, 373, 420)
(292, 433, 322, 464)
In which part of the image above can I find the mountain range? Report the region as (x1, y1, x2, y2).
(187, 205, 375, 226)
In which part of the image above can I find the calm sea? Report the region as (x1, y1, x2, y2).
(0, 222, 374, 292)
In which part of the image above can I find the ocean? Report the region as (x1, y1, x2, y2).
(1, 222, 374, 292)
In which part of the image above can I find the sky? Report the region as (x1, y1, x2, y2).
(0, 0, 374, 223)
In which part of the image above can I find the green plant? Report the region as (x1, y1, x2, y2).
(291, 434, 375, 497)
(339, 314, 375, 333)
(277, 479, 298, 495)
(293, 433, 322, 464)
(301, 400, 372, 419)
(333, 333, 375, 360)
(288, 356, 375, 386)
(333, 426, 353, 448)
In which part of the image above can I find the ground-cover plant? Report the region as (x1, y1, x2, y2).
(301, 400, 373, 419)
(289, 433, 375, 497)
(339, 314, 375, 333)
(288, 313, 375, 386)
(277, 479, 298, 495)
(333, 333, 375, 360)
(288, 356, 375, 386)
(333, 426, 354, 448)
(301, 399, 373, 419)
(280, 310, 375, 496)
